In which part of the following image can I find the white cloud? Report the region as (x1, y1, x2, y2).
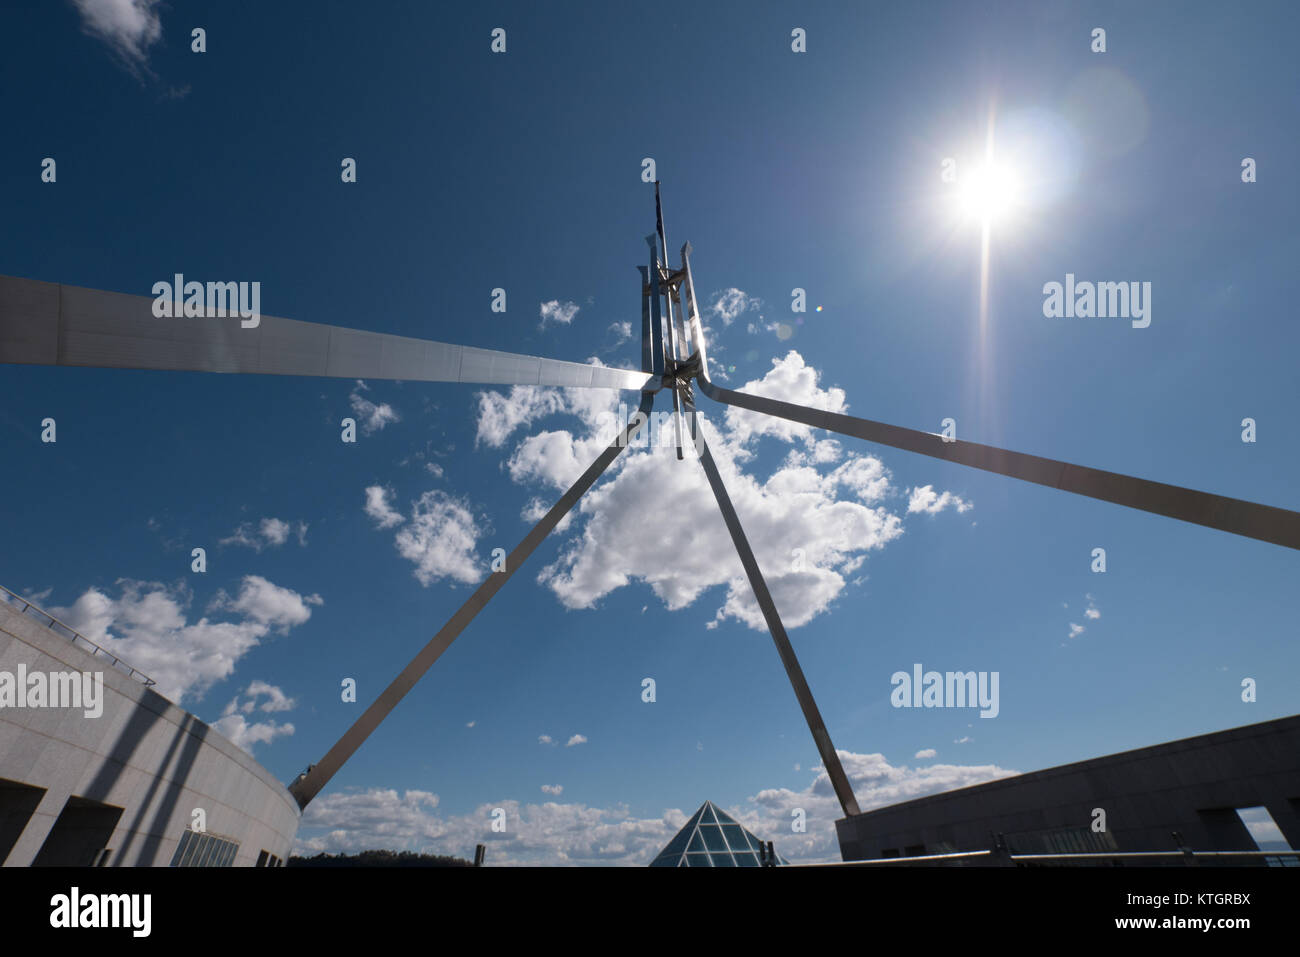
(541, 784, 563, 795)
(259, 518, 291, 546)
(1084, 595, 1100, 620)
(709, 288, 761, 325)
(212, 712, 295, 754)
(521, 497, 574, 533)
(392, 491, 483, 586)
(1068, 622, 1086, 639)
(425, 462, 445, 479)
(296, 789, 681, 865)
(914, 748, 937, 759)
(295, 750, 1016, 865)
(72, 0, 163, 71)
(473, 350, 978, 633)
(238, 679, 296, 713)
(209, 575, 322, 633)
(907, 485, 973, 515)
(954, 736, 973, 744)
(363, 486, 405, 529)
(722, 351, 849, 449)
(211, 680, 297, 755)
(466, 720, 476, 728)
(538, 734, 554, 745)
(220, 516, 307, 551)
(607, 321, 633, 345)
(744, 750, 1013, 860)
(350, 380, 400, 434)
(50, 578, 318, 705)
(565, 734, 587, 747)
(539, 300, 579, 327)
(475, 386, 566, 448)
(471, 352, 923, 631)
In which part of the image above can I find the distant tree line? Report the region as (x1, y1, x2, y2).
(288, 849, 472, 867)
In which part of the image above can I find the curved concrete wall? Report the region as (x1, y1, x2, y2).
(0, 596, 299, 866)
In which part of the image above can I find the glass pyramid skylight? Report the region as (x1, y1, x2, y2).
(649, 801, 790, 867)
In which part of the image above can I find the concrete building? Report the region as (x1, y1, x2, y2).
(836, 715, 1300, 862)
(0, 587, 299, 866)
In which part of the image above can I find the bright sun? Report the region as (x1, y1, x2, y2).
(958, 162, 1021, 226)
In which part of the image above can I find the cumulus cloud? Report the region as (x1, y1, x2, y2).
(476, 386, 566, 449)
(209, 575, 322, 634)
(211, 681, 297, 754)
(392, 491, 484, 586)
(907, 485, 973, 515)
(1068, 622, 1086, 639)
(565, 734, 587, 747)
(539, 300, 579, 327)
(709, 288, 761, 325)
(220, 517, 308, 551)
(212, 710, 295, 754)
(540, 785, 563, 796)
(350, 380, 400, 434)
(296, 789, 683, 866)
(521, 497, 574, 533)
(235, 679, 297, 713)
(364, 486, 405, 529)
(294, 750, 1017, 865)
(472, 351, 972, 632)
(1084, 594, 1100, 620)
(914, 748, 937, 759)
(745, 749, 1016, 860)
(607, 321, 633, 345)
(50, 577, 319, 705)
(72, 0, 163, 72)
(538, 735, 554, 745)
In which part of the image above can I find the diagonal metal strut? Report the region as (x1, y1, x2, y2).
(289, 392, 655, 810)
(697, 377, 1300, 552)
(682, 397, 862, 818)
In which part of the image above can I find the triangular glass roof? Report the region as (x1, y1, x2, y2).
(649, 801, 790, 867)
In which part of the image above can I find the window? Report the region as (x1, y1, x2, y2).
(170, 829, 239, 867)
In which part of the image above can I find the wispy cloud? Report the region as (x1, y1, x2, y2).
(350, 380, 400, 434)
(709, 288, 761, 325)
(212, 680, 297, 755)
(50, 577, 320, 705)
(220, 517, 308, 552)
(72, 0, 163, 74)
(907, 485, 973, 515)
(607, 321, 633, 345)
(540, 300, 579, 327)
(363, 486, 404, 529)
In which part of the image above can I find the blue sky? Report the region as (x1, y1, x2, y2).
(1, 0, 1297, 864)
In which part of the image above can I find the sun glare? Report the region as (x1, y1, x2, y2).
(958, 162, 1021, 226)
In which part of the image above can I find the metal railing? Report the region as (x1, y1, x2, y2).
(805, 849, 1300, 867)
(0, 583, 157, 687)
